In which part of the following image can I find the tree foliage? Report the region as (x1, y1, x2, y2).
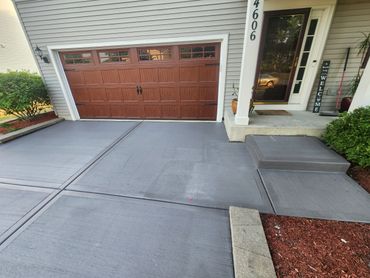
(0, 71, 49, 120)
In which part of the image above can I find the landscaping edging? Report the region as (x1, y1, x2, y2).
(229, 206, 276, 278)
(0, 118, 64, 143)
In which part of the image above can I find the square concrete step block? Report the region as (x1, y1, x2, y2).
(246, 135, 350, 172)
(259, 169, 370, 223)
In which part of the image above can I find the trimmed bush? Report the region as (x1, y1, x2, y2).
(0, 71, 49, 120)
(323, 106, 370, 167)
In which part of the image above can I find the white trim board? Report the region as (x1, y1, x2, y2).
(47, 34, 229, 122)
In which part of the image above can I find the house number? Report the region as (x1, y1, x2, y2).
(250, 0, 260, 41)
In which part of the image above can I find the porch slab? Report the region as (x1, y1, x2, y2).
(69, 122, 273, 213)
(259, 169, 370, 223)
(246, 135, 350, 172)
(0, 191, 234, 278)
(224, 110, 336, 141)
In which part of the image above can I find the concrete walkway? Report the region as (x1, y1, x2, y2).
(0, 121, 369, 277)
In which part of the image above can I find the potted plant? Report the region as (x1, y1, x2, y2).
(231, 83, 238, 114)
(341, 32, 370, 112)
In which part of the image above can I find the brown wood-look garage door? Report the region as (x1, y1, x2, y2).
(60, 44, 220, 120)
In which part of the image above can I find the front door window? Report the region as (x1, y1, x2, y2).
(254, 9, 310, 102)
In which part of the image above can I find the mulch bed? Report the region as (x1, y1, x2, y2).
(0, 112, 57, 134)
(261, 169, 370, 277)
(348, 166, 370, 194)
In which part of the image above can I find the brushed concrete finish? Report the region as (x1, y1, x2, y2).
(0, 185, 50, 238)
(259, 169, 370, 222)
(246, 135, 350, 172)
(0, 192, 234, 278)
(229, 207, 276, 278)
(0, 121, 138, 187)
(69, 122, 273, 212)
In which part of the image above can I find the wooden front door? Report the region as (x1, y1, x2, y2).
(60, 43, 220, 120)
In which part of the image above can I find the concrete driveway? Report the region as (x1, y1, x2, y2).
(0, 121, 369, 277)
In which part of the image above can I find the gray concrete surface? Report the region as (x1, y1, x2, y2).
(0, 121, 138, 188)
(0, 185, 51, 238)
(69, 122, 273, 212)
(229, 207, 276, 278)
(246, 135, 350, 172)
(259, 169, 370, 222)
(0, 191, 234, 278)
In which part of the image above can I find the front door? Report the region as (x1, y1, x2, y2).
(254, 9, 310, 103)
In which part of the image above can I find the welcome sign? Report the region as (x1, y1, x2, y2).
(313, 60, 330, 113)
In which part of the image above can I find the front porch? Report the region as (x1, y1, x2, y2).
(224, 109, 335, 141)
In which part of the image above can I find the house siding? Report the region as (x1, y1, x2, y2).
(0, 0, 38, 73)
(13, 0, 247, 119)
(307, 0, 370, 112)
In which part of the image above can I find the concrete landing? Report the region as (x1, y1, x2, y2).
(0, 191, 234, 278)
(246, 135, 350, 172)
(259, 169, 370, 223)
(224, 110, 335, 141)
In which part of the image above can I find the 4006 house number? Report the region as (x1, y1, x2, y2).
(250, 0, 260, 41)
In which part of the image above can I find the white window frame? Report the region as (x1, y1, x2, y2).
(47, 34, 229, 122)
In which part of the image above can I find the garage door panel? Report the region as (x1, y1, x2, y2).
(179, 66, 199, 82)
(88, 88, 107, 102)
(101, 70, 120, 84)
(199, 104, 217, 119)
(140, 68, 158, 83)
(72, 87, 90, 103)
(160, 87, 178, 102)
(199, 86, 218, 101)
(144, 105, 161, 118)
(180, 87, 199, 101)
(162, 105, 180, 118)
(199, 66, 219, 82)
(122, 88, 141, 103)
(92, 104, 110, 118)
(83, 71, 103, 85)
(65, 71, 83, 85)
(158, 67, 178, 83)
(118, 69, 139, 84)
(181, 105, 200, 119)
(142, 87, 160, 102)
(126, 105, 144, 118)
(106, 88, 123, 102)
(110, 105, 125, 118)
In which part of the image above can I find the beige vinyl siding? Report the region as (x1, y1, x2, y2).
(13, 0, 247, 119)
(307, 0, 370, 112)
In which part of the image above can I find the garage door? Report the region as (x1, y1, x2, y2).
(60, 44, 220, 120)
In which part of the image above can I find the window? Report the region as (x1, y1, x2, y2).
(99, 50, 130, 63)
(293, 19, 319, 94)
(138, 48, 171, 61)
(180, 45, 216, 59)
(63, 52, 92, 64)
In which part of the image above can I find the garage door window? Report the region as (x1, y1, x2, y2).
(180, 45, 216, 59)
(99, 50, 130, 63)
(138, 47, 171, 61)
(63, 52, 92, 64)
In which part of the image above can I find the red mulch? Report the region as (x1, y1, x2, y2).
(0, 112, 57, 134)
(261, 215, 370, 277)
(348, 166, 370, 194)
(261, 168, 370, 277)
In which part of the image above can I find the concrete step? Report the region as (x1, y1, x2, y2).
(245, 135, 350, 173)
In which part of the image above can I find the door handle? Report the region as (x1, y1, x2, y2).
(139, 86, 143, 95)
(136, 85, 139, 95)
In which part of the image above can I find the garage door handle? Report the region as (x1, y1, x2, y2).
(136, 85, 140, 95)
(139, 86, 143, 95)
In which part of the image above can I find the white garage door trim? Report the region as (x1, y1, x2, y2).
(47, 34, 229, 122)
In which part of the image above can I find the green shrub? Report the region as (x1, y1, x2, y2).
(0, 71, 49, 120)
(323, 106, 370, 167)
